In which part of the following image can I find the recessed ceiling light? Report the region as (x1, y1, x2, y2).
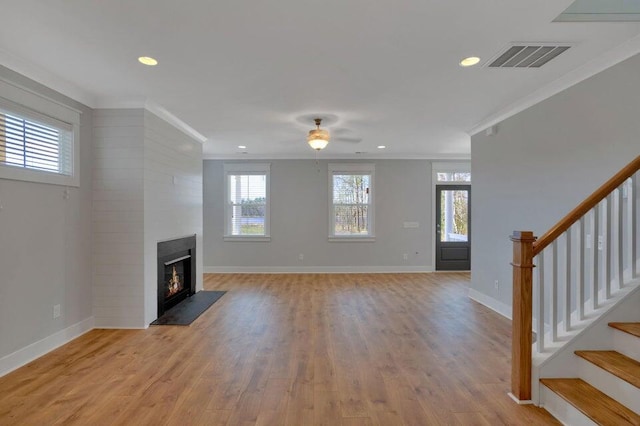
(138, 56, 158, 66)
(459, 56, 481, 67)
(377, 145, 386, 149)
(238, 145, 247, 149)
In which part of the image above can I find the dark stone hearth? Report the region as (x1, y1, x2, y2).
(151, 291, 226, 326)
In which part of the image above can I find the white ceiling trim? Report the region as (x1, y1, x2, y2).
(0, 48, 97, 108)
(144, 100, 207, 144)
(203, 153, 471, 161)
(468, 32, 640, 136)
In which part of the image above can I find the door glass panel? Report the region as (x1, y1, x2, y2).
(439, 189, 468, 242)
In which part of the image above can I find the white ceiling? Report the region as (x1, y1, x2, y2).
(2, 0, 640, 159)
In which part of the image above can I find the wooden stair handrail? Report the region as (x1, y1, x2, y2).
(533, 155, 640, 256)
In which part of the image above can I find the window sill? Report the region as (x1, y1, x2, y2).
(224, 235, 271, 242)
(328, 236, 376, 242)
(0, 164, 79, 187)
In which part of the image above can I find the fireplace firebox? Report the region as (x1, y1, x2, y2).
(157, 235, 196, 317)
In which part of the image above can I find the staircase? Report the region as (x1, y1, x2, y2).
(540, 322, 640, 425)
(509, 155, 640, 425)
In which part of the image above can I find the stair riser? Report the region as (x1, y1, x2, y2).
(576, 357, 640, 414)
(540, 384, 598, 426)
(612, 329, 640, 360)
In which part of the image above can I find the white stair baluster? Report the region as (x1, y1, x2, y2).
(592, 207, 600, 310)
(578, 217, 585, 321)
(537, 253, 545, 353)
(552, 240, 558, 341)
(632, 174, 638, 278)
(605, 194, 612, 299)
(617, 186, 624, 289)
(564, 229, 571, 332)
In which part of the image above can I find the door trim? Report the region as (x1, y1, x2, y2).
(435, 184, 471, 270)
(430, 162, 471, 270)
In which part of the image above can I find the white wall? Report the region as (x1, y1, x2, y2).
(0, 66, 93, 371)
(143, 111, 203, 325)
(204, 159, 434, 272)
(92, 109, 203, 328)
(471, 53, 640, 314)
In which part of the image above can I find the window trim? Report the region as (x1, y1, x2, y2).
(0, 78, 80, 187)
(223, 163, 271, 242)
(432, 161, 471, 185)
(328, 163, 375, 241)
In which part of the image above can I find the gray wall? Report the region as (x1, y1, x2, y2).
(0, 66, 93, 363)
(204, 159, 434, 271)
(471, 53, 640, 315)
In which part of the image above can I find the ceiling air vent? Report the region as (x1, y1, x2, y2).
(488, 44, 571, 68)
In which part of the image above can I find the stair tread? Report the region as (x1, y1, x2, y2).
(540, 378, 640, 426)
(610, 322, 640, 338)
(575, 350, 640, 388)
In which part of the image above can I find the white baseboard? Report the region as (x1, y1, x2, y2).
(508, 392, 534, 405)
(94, 325, 148, 330)
(468, 288, 512, 319)
(0, 316, 95, 378)
(204, 265, 434, 274)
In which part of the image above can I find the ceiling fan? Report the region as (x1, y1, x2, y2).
(306, 117, 362, 151)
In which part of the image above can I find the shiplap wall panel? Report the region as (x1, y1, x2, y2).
(92, 109, 145, 328)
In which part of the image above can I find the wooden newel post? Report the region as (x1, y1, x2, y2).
(510, 230, 536, 402)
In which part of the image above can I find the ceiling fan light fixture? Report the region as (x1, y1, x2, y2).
(307, 118, 330, 150)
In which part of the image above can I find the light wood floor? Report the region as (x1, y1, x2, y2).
(0, 273, 558, 425)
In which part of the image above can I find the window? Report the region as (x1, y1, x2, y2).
(0, 112, 72, 174)
(432, 162, 471, 184)
(329, 163, 375, 240)
(436, 171, 471, 182)
(223, 163, 270, 241)
(0, 81, 79, 187)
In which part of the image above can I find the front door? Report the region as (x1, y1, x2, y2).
(435, 185, 471, 270)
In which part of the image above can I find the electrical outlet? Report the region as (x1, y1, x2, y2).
(403, 253, 408, 260)
(53, 304, 61, 319)
(598, 236, 603, 251)
(494, 280, 499, 291)
(298, 253, 304, 261)
(586, 234, 591, 249)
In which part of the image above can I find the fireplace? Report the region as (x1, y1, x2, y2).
(157, 235, 196, 317)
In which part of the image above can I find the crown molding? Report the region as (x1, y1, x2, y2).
(0, 48, 97, 108)
(203, 152, 470, 161)
(143, 100, 207, 144)
(468, 33, 640, 136)
(0, 51, 207, 144)
(93, 98, 207, 144)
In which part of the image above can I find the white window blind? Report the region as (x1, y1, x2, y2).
(223, 163, 271, 241)
(329, 163, 375, 239)
(0, 110, 73, 176)
(0, 81, 79, 187)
